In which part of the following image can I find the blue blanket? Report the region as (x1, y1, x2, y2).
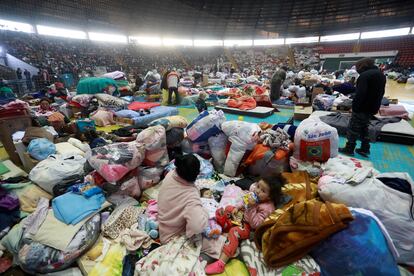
(116, 106, 178, 127)
(52, 192, 105, 225)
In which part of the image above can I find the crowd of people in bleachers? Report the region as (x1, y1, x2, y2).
(2, 29, 414, 92)
(1, 30, 321, 83)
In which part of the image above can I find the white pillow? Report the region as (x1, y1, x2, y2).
(55, 142, 86, 157)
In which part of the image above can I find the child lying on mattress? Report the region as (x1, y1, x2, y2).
(205, 175, 283, 274)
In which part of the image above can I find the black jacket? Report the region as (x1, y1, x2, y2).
(352, 66, 386, 114)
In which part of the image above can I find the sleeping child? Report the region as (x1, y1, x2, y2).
(200, 188, 222, 239)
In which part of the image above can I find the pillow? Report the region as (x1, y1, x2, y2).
(148, 115, 188, 130)
(55, 142, 87, 157)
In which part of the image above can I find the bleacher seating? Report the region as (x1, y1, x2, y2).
(318, 36, 414, 66)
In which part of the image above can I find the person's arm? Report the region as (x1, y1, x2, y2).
(244, 204, 273, 229)
(184, 201, 209, 238)
(353, 74, 368, 110)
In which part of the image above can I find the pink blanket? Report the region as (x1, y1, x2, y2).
(128, 102, 160, 111)
(379, 104, 409, 119)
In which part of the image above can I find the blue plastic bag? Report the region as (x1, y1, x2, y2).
(27, 138, 56, 161)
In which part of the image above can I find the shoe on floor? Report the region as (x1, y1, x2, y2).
(205, 260, 226, 274)
(355, 148, 370, 157)
(338, 147, 354, 156)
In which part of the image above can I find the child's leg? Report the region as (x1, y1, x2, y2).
(222, 224, 250, 257)
(205, 224, 250, 274)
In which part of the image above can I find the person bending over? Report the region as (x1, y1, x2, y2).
(339, 58, 386, 157)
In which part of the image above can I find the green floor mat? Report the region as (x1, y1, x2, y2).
(0, 162, 11, 175)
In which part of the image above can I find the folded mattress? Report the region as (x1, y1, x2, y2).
(309, 111, 414, 145)
(214, 106, 274, 118)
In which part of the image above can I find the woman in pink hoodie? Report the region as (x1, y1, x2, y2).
(205, 176, 283, 274)
(158, 154, 225, 259)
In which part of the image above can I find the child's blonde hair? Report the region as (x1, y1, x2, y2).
(199, 91, 207, 99)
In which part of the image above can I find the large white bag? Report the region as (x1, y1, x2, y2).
(208, 133, 228, 173)
(29, 154, 86, 193)
(186, 110, 225, 142)
(222, 121, 260, 176)
(293, 118, 338, 162)
(318, 172, 414, 265)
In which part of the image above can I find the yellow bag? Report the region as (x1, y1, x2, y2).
(214, 259, 249, 276)
(161, 89, 175, 106)
(89, 243, 126, 276)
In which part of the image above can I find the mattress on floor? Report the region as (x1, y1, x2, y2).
(272, 103, 295, 110)
(378, 119, 414, 144)
(131, 106, 179, 126)
(310, 111, 414, 145)
(215, 106, 274, 118)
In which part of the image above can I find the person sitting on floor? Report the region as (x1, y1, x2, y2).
(205, 175, 283, 274)
(37, 98, 56, 116)
(195, 92, 208, 113)
(36, 98, 70, 132)
(157, 154, 226, 262)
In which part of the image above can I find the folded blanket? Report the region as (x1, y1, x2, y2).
(128, 102, 160, 111)
(255, 199, 353, 268)
(52, 192, 105, 225)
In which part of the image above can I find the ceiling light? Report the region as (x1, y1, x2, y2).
(360, 27, 410, 39)
(163, 38, 193, 46)
(129, 36, 162, 46)
(37, 25, 87, 39)
(320, 33, 360, 42)
(285, 36, 319, 44)
(194, 40, 223, 47)
(88, 32, 128, 43)
(253, 39, 285, 46)
(0, 18, 34, 33)
(224, 40, 253, 47)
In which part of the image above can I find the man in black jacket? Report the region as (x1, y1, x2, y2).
(339, 58, 386, 157)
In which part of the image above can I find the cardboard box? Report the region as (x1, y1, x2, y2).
(294, 105, 313, 120)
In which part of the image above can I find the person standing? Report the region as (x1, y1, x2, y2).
(24, 69, 32, 91)
(270, 66, 287, 102)
(195, 92, 208, 113)
(339, 58, 386, 157)
(167, 69, 179, 105)
(16, 68, 23, 80)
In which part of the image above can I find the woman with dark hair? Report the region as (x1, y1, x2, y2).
(157, 154, 225, 260)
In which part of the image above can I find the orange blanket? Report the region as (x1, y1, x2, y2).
(227, 96, 257, 110)
(255, 199, 353, 268)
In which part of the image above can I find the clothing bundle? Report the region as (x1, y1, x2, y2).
(86, 142, 145, 184)
(259, 128, 291, 150)
(0, 187, 20, 232)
